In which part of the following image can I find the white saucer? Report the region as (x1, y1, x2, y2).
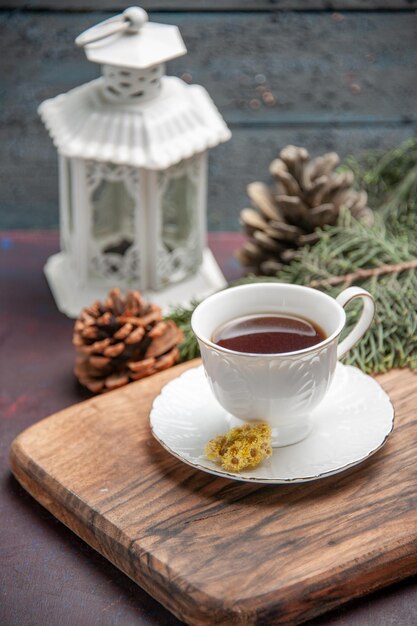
(149, 364, 394, 484)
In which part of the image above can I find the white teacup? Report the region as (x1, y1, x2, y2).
(191, 283, 375, 447)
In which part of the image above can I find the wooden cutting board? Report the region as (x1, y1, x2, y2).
(10, 360, 417, 626)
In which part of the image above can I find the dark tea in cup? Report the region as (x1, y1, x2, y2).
(212, 313, 326, 354)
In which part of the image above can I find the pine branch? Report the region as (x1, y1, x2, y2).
(344, 137, 417, 210)
(166, 300, 200, 362)
(309, 258, 417, 288)
(274, 208, 417, 374)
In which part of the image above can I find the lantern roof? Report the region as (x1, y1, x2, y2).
(76, 7, 186, 70)
(38, 77, 231, 170)
(38, 7, 231, 169)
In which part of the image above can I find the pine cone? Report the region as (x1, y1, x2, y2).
(73, 289, 183, 394)
(236, 145, 374, 275)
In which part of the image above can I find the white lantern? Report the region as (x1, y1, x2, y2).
(39, 7, 231, 317)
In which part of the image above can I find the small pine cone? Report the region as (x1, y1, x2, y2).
(73, 289, 183, 393)
(236, 145, 374, 275)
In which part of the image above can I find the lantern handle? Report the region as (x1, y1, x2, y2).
(75, 7, 148, 48)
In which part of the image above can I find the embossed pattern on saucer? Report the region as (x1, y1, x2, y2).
(149, 364, 394, 483)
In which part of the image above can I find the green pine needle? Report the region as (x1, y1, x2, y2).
(166, 300, 201, 362)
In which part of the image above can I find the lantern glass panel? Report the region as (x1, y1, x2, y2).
(91, 179, 135, 251)
(161, 174, 197, 252)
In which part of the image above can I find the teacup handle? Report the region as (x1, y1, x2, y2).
(336, 286, 375, 360)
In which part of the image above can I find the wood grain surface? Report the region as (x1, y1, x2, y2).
(1, 9, 416, 230)
(10, 360, 417, 626)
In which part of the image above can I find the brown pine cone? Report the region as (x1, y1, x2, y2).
(73, 288, 183, 394)
(236, 145, 374, 275)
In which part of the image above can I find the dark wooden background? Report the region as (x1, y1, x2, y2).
(0, 1, 416, 231)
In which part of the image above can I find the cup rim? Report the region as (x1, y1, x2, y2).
(191, 283, 346, 358)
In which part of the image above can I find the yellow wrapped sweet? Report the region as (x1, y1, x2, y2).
(205, 422, 272, 472)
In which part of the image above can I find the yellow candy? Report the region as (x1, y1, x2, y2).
(205, 422, 272, 472)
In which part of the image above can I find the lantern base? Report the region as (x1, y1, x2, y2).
(44, 248, 227, 318)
